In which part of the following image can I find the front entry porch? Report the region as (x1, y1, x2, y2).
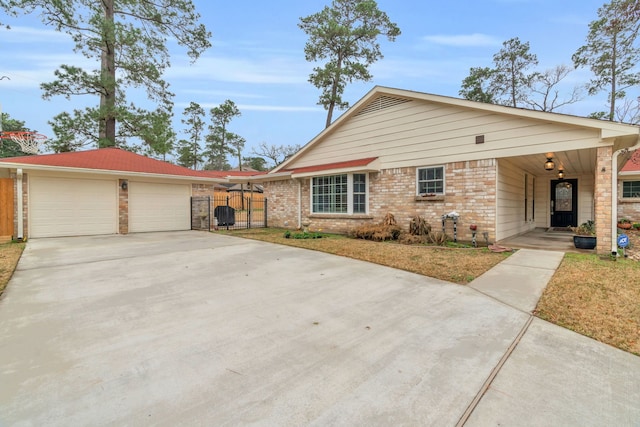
(497, 227, 596, 253)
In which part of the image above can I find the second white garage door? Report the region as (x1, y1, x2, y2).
(129, 182, 191, 232)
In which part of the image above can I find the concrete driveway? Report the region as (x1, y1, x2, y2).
(0, 231, 638, 426)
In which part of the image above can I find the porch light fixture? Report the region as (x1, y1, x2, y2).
(558, 168, 565, 179)
(544, 157, 555, 171)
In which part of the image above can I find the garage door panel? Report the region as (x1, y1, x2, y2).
(129, 182, 190, 232)
(30, 177, 117, 238)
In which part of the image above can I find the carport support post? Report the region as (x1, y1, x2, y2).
(594, 146, 612, 255)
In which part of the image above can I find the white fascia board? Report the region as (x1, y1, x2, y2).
(0, 162, 227, 183)
(227, 171, 293, 183)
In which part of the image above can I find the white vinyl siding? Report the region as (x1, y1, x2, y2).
(311, 173, 368, 214)
(289, 99, 603, 170)
(497, 159, 534, 240)
(129, 182, 190, 232)
(29, 176, 117, 238)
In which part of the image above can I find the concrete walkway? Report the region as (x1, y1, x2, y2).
(462, 248, 640, 426)
(469, 248, 565, 312)
(0, 233, 639, 426)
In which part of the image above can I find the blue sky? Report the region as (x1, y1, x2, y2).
(0, 0, 619, 164)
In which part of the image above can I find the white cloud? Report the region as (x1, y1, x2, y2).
(180, 89, 266, 99)
(1, 25, 70, 43)
(421, 33, 502, 47)
(191, 102, 322, 113)
(167, 55, 309, 85)
(238, 104, 321, 112)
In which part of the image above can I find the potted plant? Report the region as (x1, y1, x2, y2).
(572, 220, 596, 249)
(617, 218, 633, 230)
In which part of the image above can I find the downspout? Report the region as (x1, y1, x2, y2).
(297, 178, 302, 229)
(16, 168, 23, 241)
(611, 142, 640, 256)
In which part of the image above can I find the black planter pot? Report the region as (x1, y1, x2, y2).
(573, 235, 597, 249)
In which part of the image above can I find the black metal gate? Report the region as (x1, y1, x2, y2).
(212, 192, 267, 230)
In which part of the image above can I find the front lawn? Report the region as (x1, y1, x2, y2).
(225, 228, 510, 284)
(534, 253, 640, 356)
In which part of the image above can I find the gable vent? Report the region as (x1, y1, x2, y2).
(356, 95, 411, 116)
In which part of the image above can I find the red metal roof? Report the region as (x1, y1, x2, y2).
(621, 150, 640, 172)
(283, 157, 378, 174)
(0, 147, 219, 178)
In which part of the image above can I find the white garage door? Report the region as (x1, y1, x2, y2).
(30, 176, 117, 238)
(129, 182, 190, 232)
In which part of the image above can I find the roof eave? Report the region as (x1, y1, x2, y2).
(0, 162, 228, 183)
(227, 171, 293, 183)
(290, 158, 382, 178)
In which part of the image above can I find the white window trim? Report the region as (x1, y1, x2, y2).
(310, 173, 369, 215)
(416, 165, 445, 196)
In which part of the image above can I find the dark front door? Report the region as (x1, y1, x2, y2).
(550, 179, 578, 227)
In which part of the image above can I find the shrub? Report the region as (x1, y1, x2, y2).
(349, 223, 402, 241)
(409, 215, 431, 236)
(349, 213, 402, 242)
(291, 231, 323, 239)
(398, 234, 428, 244)
(382, 212, 397, 226)
(572, 220, 595, 236)
(428, 231, 449, 245)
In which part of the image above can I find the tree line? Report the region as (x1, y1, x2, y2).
(1, 0, 639, 166)
(459, 0, 640, 123)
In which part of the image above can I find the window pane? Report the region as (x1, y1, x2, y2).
(555, 182, 572, 212)
(353, 174, 366, 213)
(623, 181, 640, 198)
(312, 174, 348, 213)
(417, 166, 444, 195)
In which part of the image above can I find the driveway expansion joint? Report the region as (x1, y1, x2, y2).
(455, 315, 535, 427)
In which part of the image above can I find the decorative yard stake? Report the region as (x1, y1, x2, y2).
(441, 211, 460, 242)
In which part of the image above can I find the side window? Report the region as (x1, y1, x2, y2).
(417, 166, 445, 195)
(353, 173, 367, 213)
(622, 181, 640, 198)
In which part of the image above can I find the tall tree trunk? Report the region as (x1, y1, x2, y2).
(325, 57, 343, 128)
(100, 0, 117, 147)
(609, 32, 618, 121)
(325, 98, 335, 128)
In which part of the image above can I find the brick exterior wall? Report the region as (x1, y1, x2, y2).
(618, 180, 640, 222)
(118, 179, 129, 234)
(264, 160, 497, 242)
(10, 171, 28, 240)
(191, 183, 218, 230)
(263, 180, 300, 228)
(618, 199, 640, 222)
(594, 146, 613, 254)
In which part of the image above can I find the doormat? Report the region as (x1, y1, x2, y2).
(547, 227, 573, 233)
